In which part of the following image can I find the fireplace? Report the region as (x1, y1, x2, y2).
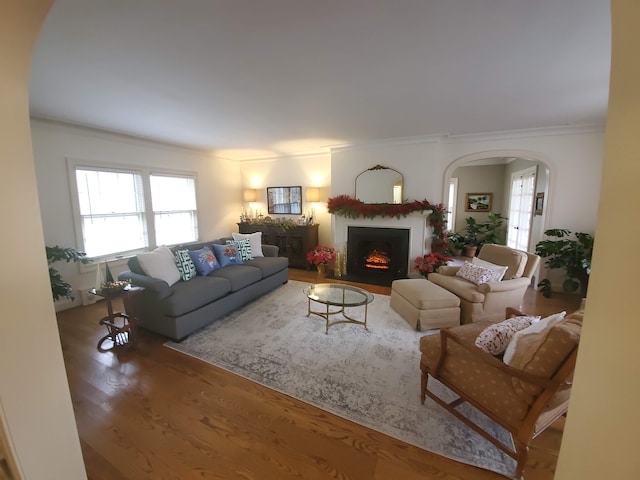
(346, 226, 410, 286)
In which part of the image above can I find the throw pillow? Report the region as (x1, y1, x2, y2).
(212, 243, 244, 267)
(503, 311, 567, 365)
(227, 238, 252, 261)
(232, 232, 264, 257)
(188, 246, 221, 276)
(455, 261, 495, 285)
(137, 246, 181, 286)
(475, 315, 541, 355)
(174, 249, 197, 281)
(471, 257, 509, 282)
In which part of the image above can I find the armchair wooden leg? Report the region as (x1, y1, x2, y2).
(515, 441, 529, 479)
(420, 367, 428, 404)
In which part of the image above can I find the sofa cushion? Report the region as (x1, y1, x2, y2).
(232, 232, 264, 257)
(478, 244, 528, 280)
(212, 243, 244, 267)
(209, 265, 262, 291)
(474, 315, 539, 355)
(137, 246, 181, 286)
(159, 275, 231, 317)
(174, 249, 197, 281)
(189, 246, 221, 276)
(456, 261, 495, 285)
(503, 311, 566, 365)
(429, 273, 486, 303)
(242, 256, 289, 277)
(471, 257, 508, 282)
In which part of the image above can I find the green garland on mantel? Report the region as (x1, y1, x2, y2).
(326, 195, 450, 253)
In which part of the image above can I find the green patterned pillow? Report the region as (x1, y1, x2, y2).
(174, 249, 197, 281)
(226, 238, 252, 261)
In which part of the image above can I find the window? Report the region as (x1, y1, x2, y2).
(150, 174, 198, 246)
(75, 168, 147, 257)
(507, 167, 537, 251)
(447, 178, 458, 232)
(70, 162, 198, 258)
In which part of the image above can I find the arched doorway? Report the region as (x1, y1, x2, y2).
(443, 150, 553, 253)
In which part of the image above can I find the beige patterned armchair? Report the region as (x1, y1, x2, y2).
(429, 244, 541, 324)
(419, 308, 582, 478)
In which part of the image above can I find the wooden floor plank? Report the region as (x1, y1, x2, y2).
(57, 268, 578, 480)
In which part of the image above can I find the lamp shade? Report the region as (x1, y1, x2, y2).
(243, 189, 257, 202)
(305, 187, 321, 202)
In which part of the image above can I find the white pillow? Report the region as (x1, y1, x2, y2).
(475, 315, 540, 355)
(472, 257, 508, 282)
(232, 232, 264, 257)
(137, 246, 181, 286)
(455, 261, 495, 285)
(503, 311, 566, 365)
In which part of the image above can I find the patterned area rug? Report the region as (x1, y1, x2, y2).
(166, 280, 517, 478)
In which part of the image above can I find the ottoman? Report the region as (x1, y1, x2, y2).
(390, 278, 460, 331)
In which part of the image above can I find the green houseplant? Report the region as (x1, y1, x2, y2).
(462, 213, 507, 256)
(47, 245, 92, 301)
(535, 229, 594, 298)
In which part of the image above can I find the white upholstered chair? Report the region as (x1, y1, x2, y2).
(429, 244, 541, 324)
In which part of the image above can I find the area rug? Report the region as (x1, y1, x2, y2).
(166, 280, 517, 478)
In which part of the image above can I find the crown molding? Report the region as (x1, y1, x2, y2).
(441, 123, 606, 143)
(29, 116, 216, 157)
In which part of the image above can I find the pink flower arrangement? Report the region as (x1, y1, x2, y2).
(414, 252, 453, 276)
(306, 245, 337, 266)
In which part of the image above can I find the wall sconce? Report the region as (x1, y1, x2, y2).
(243, 188, 257, 202)
(305, 187, 321, 203)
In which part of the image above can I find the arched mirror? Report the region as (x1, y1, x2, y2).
(355, 165, 403, 204)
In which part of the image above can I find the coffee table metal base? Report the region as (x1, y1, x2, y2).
(306, 299, 369, 334)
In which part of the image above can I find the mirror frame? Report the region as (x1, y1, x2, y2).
(355, 164, 404, 204)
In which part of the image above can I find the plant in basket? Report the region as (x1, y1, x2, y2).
(414, 252, 453, 277)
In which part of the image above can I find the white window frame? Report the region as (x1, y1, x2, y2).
(67, 158, 199, 261)
(447, 177, 459, 232)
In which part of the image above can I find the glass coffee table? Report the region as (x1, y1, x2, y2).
(303, 283, 374, 334)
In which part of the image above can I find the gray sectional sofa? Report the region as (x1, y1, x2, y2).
(118, 237, 289, 341)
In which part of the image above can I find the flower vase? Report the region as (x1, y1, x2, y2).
(316, 263, 326, 279)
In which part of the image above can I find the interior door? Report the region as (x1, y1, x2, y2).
(507, 167, 537, 251)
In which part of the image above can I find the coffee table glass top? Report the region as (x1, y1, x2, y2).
(304, 283, 374, 307)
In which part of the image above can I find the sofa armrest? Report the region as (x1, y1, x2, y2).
(262, 244, 279, 257)
(477, 277, 531, 293)
(118, 270, 171, 299)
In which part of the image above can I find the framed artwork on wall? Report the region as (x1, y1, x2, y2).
(267, 186, 302, 215)
(464, 192, 492, 212)
(535, 192, 545, 215)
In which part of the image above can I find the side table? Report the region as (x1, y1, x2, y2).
(89, 285, 144, 352)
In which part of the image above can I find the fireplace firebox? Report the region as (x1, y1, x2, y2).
(346, 226, 410, 286)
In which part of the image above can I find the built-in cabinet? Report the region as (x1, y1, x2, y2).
(238, 223, 319, 269)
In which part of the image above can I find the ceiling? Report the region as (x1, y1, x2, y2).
(29, 0, 611, 161)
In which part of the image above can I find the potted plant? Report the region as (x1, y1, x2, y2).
(306, 245, 337, 277)
(47, 245, 93, 301)
(535, 229, 594, 298)
(414, 252, 453, 278)
(462, 217, 483, 257)
(481, 213, 507, 245)
(446, 232, 465, 256)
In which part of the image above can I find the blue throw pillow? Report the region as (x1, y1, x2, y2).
(188, 246, 221, 276)
(212, 243, 243, 267)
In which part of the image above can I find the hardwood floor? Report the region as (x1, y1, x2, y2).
(56, 268, 581, 479)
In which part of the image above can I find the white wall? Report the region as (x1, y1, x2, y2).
(0, 1, 87, 478)
(556, 1, 640, 478)
(31, 119, 241, 310)
(239, 153, 332, 247)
